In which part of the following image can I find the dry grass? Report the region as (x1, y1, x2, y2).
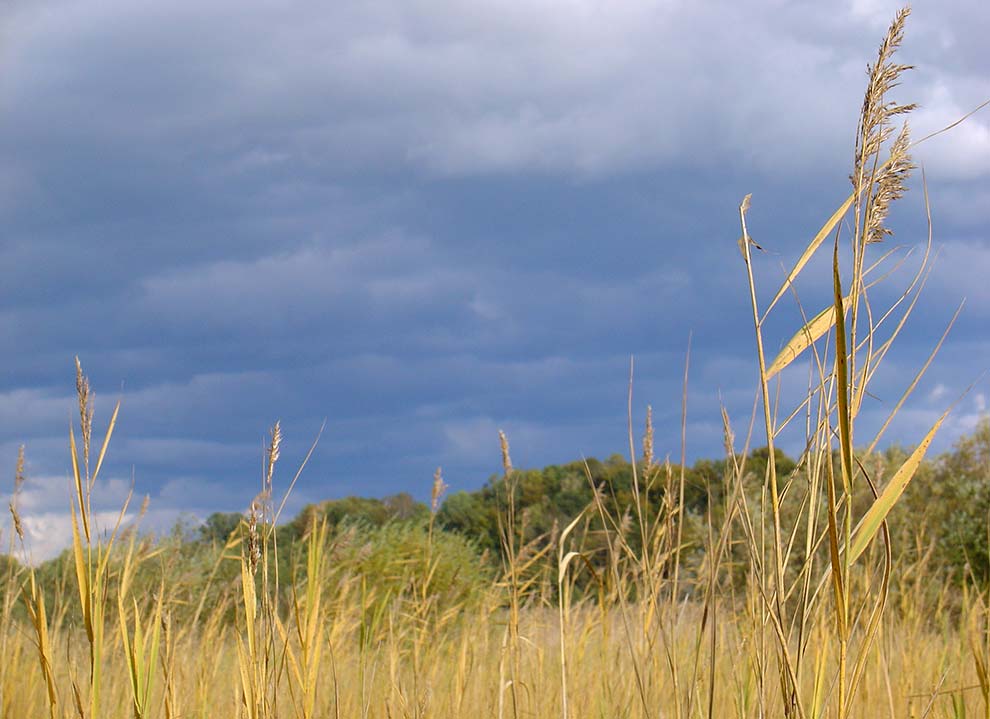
(2, 9, 989, 719)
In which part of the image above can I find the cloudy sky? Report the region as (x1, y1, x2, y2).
(0, 0, 988, 560)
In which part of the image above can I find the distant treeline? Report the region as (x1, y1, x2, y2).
(204, 416, 990, 583)
(3, 418, 989, 623)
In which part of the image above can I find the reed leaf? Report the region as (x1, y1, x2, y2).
(848, 408, 948, 564)
(766, 295, 852, 380)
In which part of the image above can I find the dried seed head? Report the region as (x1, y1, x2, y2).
(430, 467, 448, 515)
(266, 421, 282, 490)
(720, 406, 735, 459)
(498, 430, 512, 475)
(866, 122, 914, 243)
(663, 457, 674, 509)
(10, 446, 26, 541)
(246, 496, 264, 575)
(9, 503, 24, 542)
(14, 445, 25, 495)
(618, 507, 632, 538)
(852, 6, 916, 222)
(642, 405, 655, 470)
(75, 357, 94, 466)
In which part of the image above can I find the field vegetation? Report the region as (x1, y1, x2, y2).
(3, 9, 990, 718)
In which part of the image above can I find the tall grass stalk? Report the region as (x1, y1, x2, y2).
(68, 358, 127, 719)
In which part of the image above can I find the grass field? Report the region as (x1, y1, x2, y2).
(3, 9, 989, 718)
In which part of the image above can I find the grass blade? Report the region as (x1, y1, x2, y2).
(767, 295, 852, 380)
(763, 192, 856, 322)
(848, 407, 949, 564)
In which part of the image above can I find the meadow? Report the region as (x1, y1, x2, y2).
(3, 9, 990, 718)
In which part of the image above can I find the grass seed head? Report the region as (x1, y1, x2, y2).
(867, 122, 915, 243)
(643, 405, 655, 470)
(10, 445, 26, 541)
(75, 356, 94, 465)
(498, 430, 513, 476)
(8, 503, 24, 542)
(266, 421, 282, 491)
(246, 495, 265, 575)
(853, 6, 917, 197)
(14, 445, 25, 495)
(431, 467, 448, 515)
(720, 406, 735, 459)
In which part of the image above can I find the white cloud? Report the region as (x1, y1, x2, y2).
(913, 82, 990, 181)
(1, 472, 143, 562)
(14, 510, 131, 563)
(2, 505, 204, 563)
(848, 0, 902, 28)
(929, 383, 949, 402)
(9, 473, 133, 514)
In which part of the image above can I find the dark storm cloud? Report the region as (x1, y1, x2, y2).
(0, 0, 987, 558)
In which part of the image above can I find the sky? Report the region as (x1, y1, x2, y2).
(0, 0, 988, 560)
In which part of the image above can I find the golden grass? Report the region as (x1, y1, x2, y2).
(3, 8, 990, 719)
(2, 581, 990, 718)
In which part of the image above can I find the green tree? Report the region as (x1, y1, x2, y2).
(198, 512, 243, 543)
